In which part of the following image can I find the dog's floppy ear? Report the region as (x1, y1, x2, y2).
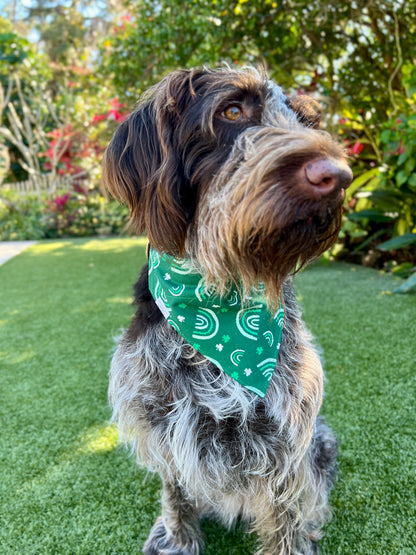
(287, 95, 322, 129)
(102, 70, 195, 256)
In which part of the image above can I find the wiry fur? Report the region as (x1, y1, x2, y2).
(109, 278, 335, 554)
(102, 67, 350, 554)
(191, 126, 346, 305)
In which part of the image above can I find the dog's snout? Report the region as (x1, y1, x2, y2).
(303, 158, 353, 198)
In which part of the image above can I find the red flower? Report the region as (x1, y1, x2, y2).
(91, 99, 130, 125)
(58, 193, 70, 205)
(351, 141, 364, 155)
(394, 140, 405, 155)
(92, 114, 107, 123)
(54, 193, 70, 208)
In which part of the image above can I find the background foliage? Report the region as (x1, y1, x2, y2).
(0, 0, 415, 287)
(0, 189, 128, 241)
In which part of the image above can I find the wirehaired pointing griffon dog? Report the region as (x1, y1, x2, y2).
(102, 67, 352, 554)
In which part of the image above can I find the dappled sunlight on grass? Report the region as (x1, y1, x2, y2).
(7, 349, 37, 365)
(79, 424, 119, 454)
(13, 424, 126, 509)
(77, 236, 148, 252)
(106, 296, 132, 304)
(18, 237, 148, 262)
(28, 241, 68, 254)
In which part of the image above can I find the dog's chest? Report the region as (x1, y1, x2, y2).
(115, 266, 307, 473)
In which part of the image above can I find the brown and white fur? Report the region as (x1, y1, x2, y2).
(102, 67, 352, 555)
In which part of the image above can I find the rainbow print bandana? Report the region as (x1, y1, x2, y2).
(148, 248, 284, 398)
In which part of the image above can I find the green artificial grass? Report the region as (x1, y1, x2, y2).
(0, 238, 415, 554)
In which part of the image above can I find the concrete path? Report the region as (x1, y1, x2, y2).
(0, 241, 37, 266)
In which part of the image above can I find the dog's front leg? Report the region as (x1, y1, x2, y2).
(143, 478, 202, 555)
(254, 419, 338, 555)
(255, 508, 319, 555)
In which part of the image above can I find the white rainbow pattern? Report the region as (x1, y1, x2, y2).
(195, 278, 216, 302)
(230, 349, 245, 366)
(236, 304, 262, 340)
(192, 308, 219, 340)
(274, 307, 285, 328)
(168, 284, 185, 297)
(170, 258, 194, 274)
(263, 331, 274, 347)
(257, 358, 277, 381)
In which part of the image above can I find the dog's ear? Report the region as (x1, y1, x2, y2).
(287, 95, 322, 129)
(102, 70, 196, 256)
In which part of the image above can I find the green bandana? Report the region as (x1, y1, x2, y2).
(148, 248, 284, 398)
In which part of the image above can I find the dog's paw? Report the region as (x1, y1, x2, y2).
(143, 517, 200, 555)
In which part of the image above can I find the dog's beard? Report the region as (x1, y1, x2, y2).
(190, 126, 345, 308)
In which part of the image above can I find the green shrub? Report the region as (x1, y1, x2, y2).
(41, 189, 129, 238)
(0, 188, 129, 240)
(346, 113, 416, 244)
(0, 191, 45, 240)
(335, 107, 416, 293)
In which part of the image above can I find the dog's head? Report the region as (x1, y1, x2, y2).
(103, 67, 351, 302)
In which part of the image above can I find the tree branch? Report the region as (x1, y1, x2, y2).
(387, 13, 404, 112)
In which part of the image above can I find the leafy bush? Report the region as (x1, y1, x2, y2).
(0, 191, 46, 240)
(336, 106, 416, 293)
(0, 188, 129, 241)
(347, 114, 416, 240)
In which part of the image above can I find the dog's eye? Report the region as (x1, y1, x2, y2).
(223, 105, 243, 121)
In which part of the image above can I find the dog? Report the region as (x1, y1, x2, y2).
(102, 67, 352, 554)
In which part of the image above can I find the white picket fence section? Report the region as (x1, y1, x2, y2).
(2, 173, 76, 194)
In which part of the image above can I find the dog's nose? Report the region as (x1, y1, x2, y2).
(304, 158, 353, 198)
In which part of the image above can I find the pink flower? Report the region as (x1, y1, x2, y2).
(54, 193, 70, 207)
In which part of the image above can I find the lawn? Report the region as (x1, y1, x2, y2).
(0, 238, 415, 554)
